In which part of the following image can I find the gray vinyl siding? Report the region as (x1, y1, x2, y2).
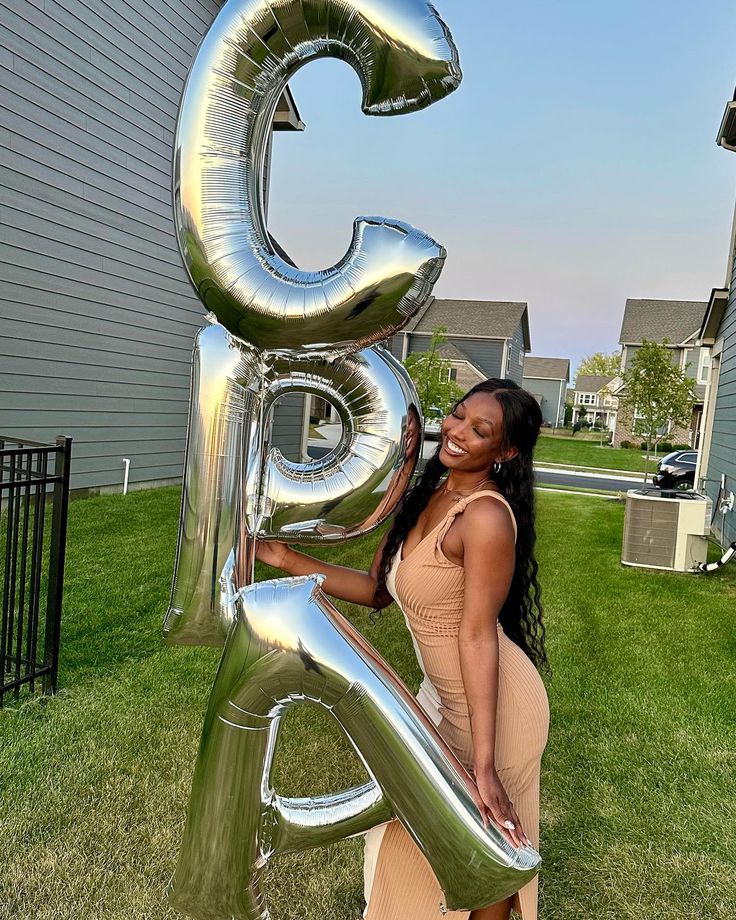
(504, 320, 526, 385)
(270, 393, 307, 459)
(522, 377, 564, 426)
(623, 343, 680, 370)
(385, 334, 404, 360)
(406, 334, 505, 379)
(0, 0, 303, 491)
(704, 264, 736, 546)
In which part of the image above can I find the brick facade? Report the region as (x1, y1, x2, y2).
(613, 403, 694, 448)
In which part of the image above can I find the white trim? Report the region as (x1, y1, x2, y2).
(401, 333, 408, 361)
(620, 341, 678, 349)
(698, 348, 711, 384)
(725, 196, 736, 286)
(451, 358, 485, 378)
(299, 395, 311, 461)
(409, 331, 508, 342)
(676, 329, 701, 348)
(695, 351, 721, 488)
(501, 339, 509, 376)
(557, 380, 565, 426)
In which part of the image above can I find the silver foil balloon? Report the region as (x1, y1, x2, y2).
(166, 323, 258, 646)
(249, 346, 421, 539)
(172, 0, 461, 352)
(168, 577, 540, 919)
(165, 323, 421, 645)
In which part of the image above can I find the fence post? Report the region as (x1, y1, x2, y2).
(43, 436, 72, 695)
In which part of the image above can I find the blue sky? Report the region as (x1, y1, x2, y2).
(267, 1, 736, 377)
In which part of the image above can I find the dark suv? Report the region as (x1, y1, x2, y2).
(652, 450, 698, 490)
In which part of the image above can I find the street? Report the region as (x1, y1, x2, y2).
(307, 426, 644, 494)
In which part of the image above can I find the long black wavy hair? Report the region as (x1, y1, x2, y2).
(375, 378, 549, 673)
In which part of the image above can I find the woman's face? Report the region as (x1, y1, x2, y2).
(439, 391, 511, 472)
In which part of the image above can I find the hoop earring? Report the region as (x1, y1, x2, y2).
(493, 461, 502, 474)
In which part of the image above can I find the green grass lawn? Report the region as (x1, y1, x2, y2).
(535, 435, 649, 474)
(1, 487, 734, 919)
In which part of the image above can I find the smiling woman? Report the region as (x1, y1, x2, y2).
(257, 377, 549, 920)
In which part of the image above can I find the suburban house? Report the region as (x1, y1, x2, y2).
(693, 91, 736, 547)
(610, 299, 710, 448)
(387, 298, 532, 388)
(571, 375, 618, 430)
(522, 357, 570, 426)
(0, 0, 308, 493)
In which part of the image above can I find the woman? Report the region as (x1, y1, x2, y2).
(256, 378, 550, 920)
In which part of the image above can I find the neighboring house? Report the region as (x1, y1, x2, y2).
(387, 298, 531, 387)
(522, 357, 570, 426)
(308, 339, 489, 425)
(694, 92, 736, 546)
(610, 299, 710, 448)
(571, 375, 618, 430)
(0, 1, 307, 493)
(435, 342, 486, 392)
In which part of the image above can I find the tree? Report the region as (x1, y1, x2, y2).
(403, 326, 464, 416)
(576, 350, 622, 378)
(619, 339, 696, 481)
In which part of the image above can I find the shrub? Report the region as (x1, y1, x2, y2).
(673, 443, 691, 450)
(639, 440, 675, 453)
(620, 439, 633, 449)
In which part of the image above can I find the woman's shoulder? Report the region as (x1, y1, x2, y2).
(459, 492, 517, 541)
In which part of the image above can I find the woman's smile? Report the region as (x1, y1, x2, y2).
(444, 437, 468, 457)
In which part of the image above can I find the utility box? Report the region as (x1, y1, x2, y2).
(622, 489, 711, 572)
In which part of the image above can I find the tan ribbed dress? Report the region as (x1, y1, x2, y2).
(363, 491, 549, 920)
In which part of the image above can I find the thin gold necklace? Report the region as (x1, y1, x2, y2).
(441, 477, 492, 502)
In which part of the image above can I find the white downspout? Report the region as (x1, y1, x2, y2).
(122, 458, 130, 495)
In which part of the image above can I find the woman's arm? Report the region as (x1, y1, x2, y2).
(457, 499, 529, 848)
(255, 531, 393, 609)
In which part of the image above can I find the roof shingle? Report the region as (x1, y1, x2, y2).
(522, 356, 570, 381)
(574, 374, 614, 393)
(407, 299, 530, 349)
(618, 299, 707, 345)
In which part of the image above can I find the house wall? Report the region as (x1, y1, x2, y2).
(612, 405, 692, 449)
(623, 343, 682, 370)
(451, 361, 485, 393)
(0, 0, 305, 492)
(522, 377, 563, 426)
(385, 335, 404, 361)
(407, 334, 506, 379)
(504, 320, 526, 385)
(704, 271, 736, 546)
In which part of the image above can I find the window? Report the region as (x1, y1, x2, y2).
(698, 349, 711, 383)
(578, 393, 596, 405)
(444, 367, 458, 382)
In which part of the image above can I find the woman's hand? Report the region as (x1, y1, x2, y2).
(473, 764, 529, 850)
(254, 540, 290, 570)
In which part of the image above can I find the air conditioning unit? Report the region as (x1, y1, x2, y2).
(622, 489, 712, 572)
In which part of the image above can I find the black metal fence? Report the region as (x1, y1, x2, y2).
(0, 436, 72, 706)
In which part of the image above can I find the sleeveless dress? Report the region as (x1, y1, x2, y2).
(363, 490, 549, 920)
